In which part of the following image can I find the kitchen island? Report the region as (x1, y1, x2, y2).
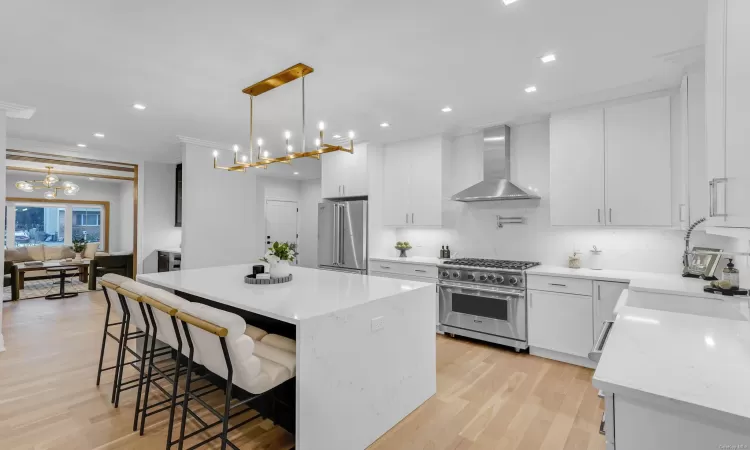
(138, 264, 437, 450)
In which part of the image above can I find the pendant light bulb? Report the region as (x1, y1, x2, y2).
(315, 138, 321, 148)
(233, 144, 239, 152)
(212, 150, 219, 158)
(348, 130, 355, 139)
(284, 130, 291, 140)
(318, 121, 325, 131)
(257, 138, 263, 147)
(287, 144, 293, 153)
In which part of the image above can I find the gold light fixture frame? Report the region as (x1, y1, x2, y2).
(213, 63, 354, 172)
(14, 165, 81, 198)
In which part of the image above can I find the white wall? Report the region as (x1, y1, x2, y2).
(181, 142, 258, 270)
(371, 121, 744, 275)
(142, 162, 182, 273)
(1, 115, 6, 351)
(5, 172, 132, 252)
(298, 178, 322, 268)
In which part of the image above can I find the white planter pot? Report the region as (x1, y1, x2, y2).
(270, 260, 291, 278)
(73, 252, 83, 262)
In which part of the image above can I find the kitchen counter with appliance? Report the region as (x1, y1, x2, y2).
(139, 264, 436, 450)
(592, 305, 750, 447)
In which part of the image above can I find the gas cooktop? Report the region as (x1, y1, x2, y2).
(439, 258, 540, 271)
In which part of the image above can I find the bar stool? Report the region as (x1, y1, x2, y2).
(174, 302, 296, 449)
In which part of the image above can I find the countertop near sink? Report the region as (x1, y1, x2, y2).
(369, 256, 445, 266)
(594, 305, 750, 430)
(527, 265, 669, 283)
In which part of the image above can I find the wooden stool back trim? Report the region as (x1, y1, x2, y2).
(100, 280, 119, 290)
(141, 296, 178, 316)
(175, 311, 229, 337)
(115, 287, 144, 301)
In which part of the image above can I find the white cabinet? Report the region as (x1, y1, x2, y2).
(550, 109, 605, 226)
(321, 143, 368, 198)
(605, 97, 672, 226)
(382, 136, 444, 227)
(528, 290, 594, 358)
(705, 0, 750, 230)
(593, 281, 628, 339)
(369, 258, 440, 329)
(550, 96, 672, 227)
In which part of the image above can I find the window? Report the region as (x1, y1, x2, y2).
(5, 202, 107, 251)
(14, 205, 66, 247)
(72, 207, 103, 247)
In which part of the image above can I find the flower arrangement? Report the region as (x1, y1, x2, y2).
(72, 237, 86, 254)
(260, 241, 297, 278)
(395, 241, 412, 257)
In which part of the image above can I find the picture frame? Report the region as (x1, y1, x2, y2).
(684, 246, 723, 279)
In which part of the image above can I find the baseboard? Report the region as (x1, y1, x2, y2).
(529, 347, 597, 369)
(0, 333, 5, 352)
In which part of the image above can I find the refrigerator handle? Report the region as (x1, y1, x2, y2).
(339, 204, 346, 265)
(333, 204, 339, 266)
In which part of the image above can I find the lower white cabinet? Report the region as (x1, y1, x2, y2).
(528, 290, 593, 358)
(593, 281, 628, 340)
(369, 259, 439, 330)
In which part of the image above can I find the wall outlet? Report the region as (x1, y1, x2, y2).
(371, 316, 385, 332)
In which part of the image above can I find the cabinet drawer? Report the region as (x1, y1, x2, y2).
(369, 260, 437, 279)
(527, 275, 593, 296)
(369, 271, 436, 284)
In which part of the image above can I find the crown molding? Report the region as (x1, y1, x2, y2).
(0, 101, 36, 119)
(176, 135, 232, 151)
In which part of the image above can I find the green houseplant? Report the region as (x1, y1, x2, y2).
(395, 241, 412, 258)
(260, 241, 297, 278)
(72, 237, 86, 261)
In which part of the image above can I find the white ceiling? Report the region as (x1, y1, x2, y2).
(1, 0, 705, 180)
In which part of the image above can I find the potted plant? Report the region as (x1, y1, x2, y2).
(72, 237, 86, 262)
(395, 241, 412, 258)
(260, 241, 297, 278)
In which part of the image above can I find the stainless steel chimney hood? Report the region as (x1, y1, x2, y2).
(451, 125, 540, 202)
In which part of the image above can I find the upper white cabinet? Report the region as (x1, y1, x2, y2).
(382, 136, 445, 227)
(605, 97, 672, 226)
(705, 0, 750, 229)
(550, 109, 605, 226)
(550, 96, 672, 227)
(321, 142, 368, 198)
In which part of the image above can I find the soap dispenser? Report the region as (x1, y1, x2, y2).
(722, 258, 740, 290)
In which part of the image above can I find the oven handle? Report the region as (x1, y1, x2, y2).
(588, 320, 614, 362)
(439, 281, 525, 297)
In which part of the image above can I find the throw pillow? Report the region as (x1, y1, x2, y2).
(61, 247, 75, 259)
(26, 245, 45, 262)
(44, 245, 64, 261)
(5, 247, 32, 262)
(83, 242, 100, 259)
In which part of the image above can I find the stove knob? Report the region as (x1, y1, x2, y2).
(487, 274, 496, 282)
(440, 271, 449, 278)
(451, 271, 460, 279)
(479, 274, 488, 282)
(496, 275, 504, 284)
(467, 274, 475, 281)
(509, 276, 519, 285)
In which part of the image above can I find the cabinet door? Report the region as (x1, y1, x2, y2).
(593, 281, 627, 339)
(528, 290, 594, 358)
(550, 109, 605, 226)
(340, 143, 369, 197)
(723, 0, 750, 226)
(409, 140, 442, 226)
(321, 151, 345, 198)
(382, 146, 412, 226)
(605, 96, 672, 226)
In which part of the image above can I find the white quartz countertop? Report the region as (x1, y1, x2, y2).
(138, 265, 432, 324)
(369, 256, 445, 265)
(593, 306, 750, 428)
(526, 265, 669, 283)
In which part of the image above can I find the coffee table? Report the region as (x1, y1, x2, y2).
(12, 260, 90, 301)
(44, 266, 80, 300)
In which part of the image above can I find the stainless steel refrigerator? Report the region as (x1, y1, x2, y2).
(318, 200, 367, 274)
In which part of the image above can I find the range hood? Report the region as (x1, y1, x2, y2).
(451, 125, 540, 202)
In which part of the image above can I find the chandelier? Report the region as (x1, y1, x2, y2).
(213, 63, 355, 171)
(15, 166, 81, 199)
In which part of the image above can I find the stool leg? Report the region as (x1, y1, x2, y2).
(166, 317, 183, 448)
(139, 305, 159, 435)
(219, 337, 233, 450)
(133, 303, 151, 431)
(96, 297, 112, 386)
(177, 322, 195, 450)
(111, 311, 128, 404)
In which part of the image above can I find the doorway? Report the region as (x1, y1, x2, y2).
(264, 199, 298, 265)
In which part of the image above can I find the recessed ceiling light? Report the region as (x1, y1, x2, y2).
(442, 106, 452, 113)
(77, 143, 87, 148)
(503, 0, 519, 5)
(484, 136, 506, 142)
(333, 134, 342, 139)
(93, 133, 105, 138)
(132, 103, 147, 110)
(380, 122, 390, 128)
(293, 172, 299, 175)
(541, 54, 556, 63)
(525, 86, 537, 93)
(88, 177, 95, 181)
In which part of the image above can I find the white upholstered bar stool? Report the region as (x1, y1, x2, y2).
(173, 302, 296, 449)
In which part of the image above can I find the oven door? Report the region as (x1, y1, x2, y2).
(439, 281, 526, 341)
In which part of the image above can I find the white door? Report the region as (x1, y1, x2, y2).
(550, 109, 606, 226)
(528, 290, 594, 358)
(605, 96, 672, 226)
(593, 281, 628, 339)
(382, 146, 412, 226)
(723, 0, 750, 226)
(265, 200, 298, 263)
(409, 140, 442, 227)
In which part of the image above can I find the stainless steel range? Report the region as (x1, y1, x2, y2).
(437, 258, 540, 351)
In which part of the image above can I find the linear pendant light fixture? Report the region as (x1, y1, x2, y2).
(213, 63, 355, 172)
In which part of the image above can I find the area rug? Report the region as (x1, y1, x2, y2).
(3, 278, 91, 301)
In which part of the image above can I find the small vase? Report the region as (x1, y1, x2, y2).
(73, 252, 83, 262)
(270, 260, 291, 278)
(398, 249, 409, 258)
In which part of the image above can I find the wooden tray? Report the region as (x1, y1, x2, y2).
(244, 274, 293, 285)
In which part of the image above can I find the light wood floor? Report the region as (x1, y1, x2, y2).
(0, 291, 604, 450)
